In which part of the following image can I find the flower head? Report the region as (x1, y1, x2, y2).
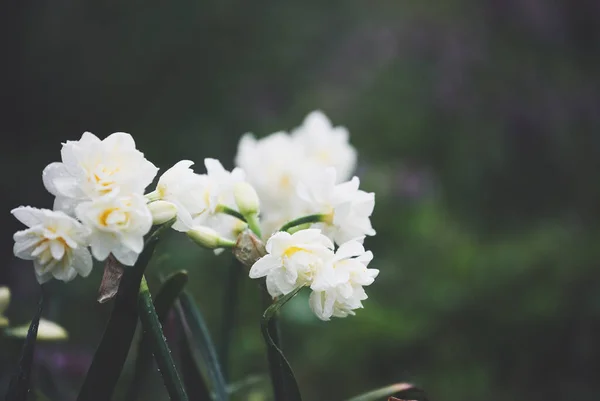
(249, 229, 334, 297)
(309, 239, 379, 321)
(297, 168, 375, 245)
(291, 110, 357, 182)
(12, 207, 93, 284)
(75, 194, 152, 265)
(235, 132, 307, 216)
(43, 132, 158, 214)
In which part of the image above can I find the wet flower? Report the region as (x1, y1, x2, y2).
(75, 194, 152, 265)
(43, 132, 158, 214)
(12, 207, 93, 284)
(309, 239, 378, 321)
(249, 229, 334, 297)
(297, 168, 375, 245)
(148, 160, 207, 231)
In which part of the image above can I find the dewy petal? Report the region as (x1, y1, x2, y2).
(265, 231, 291, 256)
(102, 132, 136, 150)
(334, 240, 365, 262)
(89, 234, 114, 261)
(49, 241, 65, 260)
(112, 246, 139, 266)
(11, 207, 45, 228)
(249, 255, 280, 278)
(204, 158, 226, 176)
(72, 247, 93, 277)
(121, 234, 144, 254)
(43, 163, 71, 196)
(53, 196, 79, 216)
(309, 291, 329, 321)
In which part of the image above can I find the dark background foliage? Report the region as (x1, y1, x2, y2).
(2, 1, 600, 400)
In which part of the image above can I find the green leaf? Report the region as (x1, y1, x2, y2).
(127, 270, 189, 400)
(76, 233, 162, 401)
(137, 276, 188, 401)
(344, 383, 428, 401)
(177, 292, 229, 401)
(261, 286, 303, 401)
(5, 291, 44, 401)
(179, 327, 211, 400)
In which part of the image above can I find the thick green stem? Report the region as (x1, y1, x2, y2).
(279, 214, 326, 233)
(138, 276, 189, 401)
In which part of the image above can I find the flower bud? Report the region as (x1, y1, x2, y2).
(187, 226, 236, 249)
(234, 182, 260, 216)
(6, 318, 68, 341)
(0, 286, 10, 328)
(148, 200, 177, 225)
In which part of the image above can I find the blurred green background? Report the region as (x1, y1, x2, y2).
(2, 1, 600, 400)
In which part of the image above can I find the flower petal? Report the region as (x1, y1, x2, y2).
(249, 255, 280, 278)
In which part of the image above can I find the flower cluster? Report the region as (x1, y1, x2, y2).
(238, 111, 378, 320)
(11, 110, 378, 321)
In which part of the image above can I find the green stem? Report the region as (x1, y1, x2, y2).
(138, 276, 189, 401)
(245, 213, 262, 238)
(279, 214, 326, 233)
(216, 205, 246, 222)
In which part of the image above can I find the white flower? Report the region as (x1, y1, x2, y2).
(75, 194, 152, 266)
(249, 229, 334, 297)
(11, 207, 93, 284)
(297, 167, 376, 245)
(43, 132, 158, 214)
(151, 160, 208, 231)
(0, 287, 10, 327)
(235, 132, 307, 215)
(309, 240, 378, 321)
(291, 110, 357, 182)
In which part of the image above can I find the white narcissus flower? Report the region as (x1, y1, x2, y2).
(151, 160, 208, 231)
(297, 167, 376, 245)
(75, 194, 152, 266)
(235, 132, 307, 215)
(0, 287, 10, 327)
(249, 229, 334, 297)
(291, 110, 357, 182)
(309, 239, 379, 321)
(43, 132, 158, 214)
(11, 207, 93, 284)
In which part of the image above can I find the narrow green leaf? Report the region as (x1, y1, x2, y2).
(344, 383, 428, 401)
(76, 233, 162, 401)
(179, 325, 211, 400)
(5, 291, 44, 401)
(177, 292, 229, 401)
(261, 286, 303, 401)
(127, 270, 189, 400)
(138, 276, 188, 401)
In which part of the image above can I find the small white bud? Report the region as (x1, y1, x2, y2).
(0, 286, 10, 328)
(148, 201, 178, 225)
(234, 182, 260, 216)
(187, 226, 235, 249)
